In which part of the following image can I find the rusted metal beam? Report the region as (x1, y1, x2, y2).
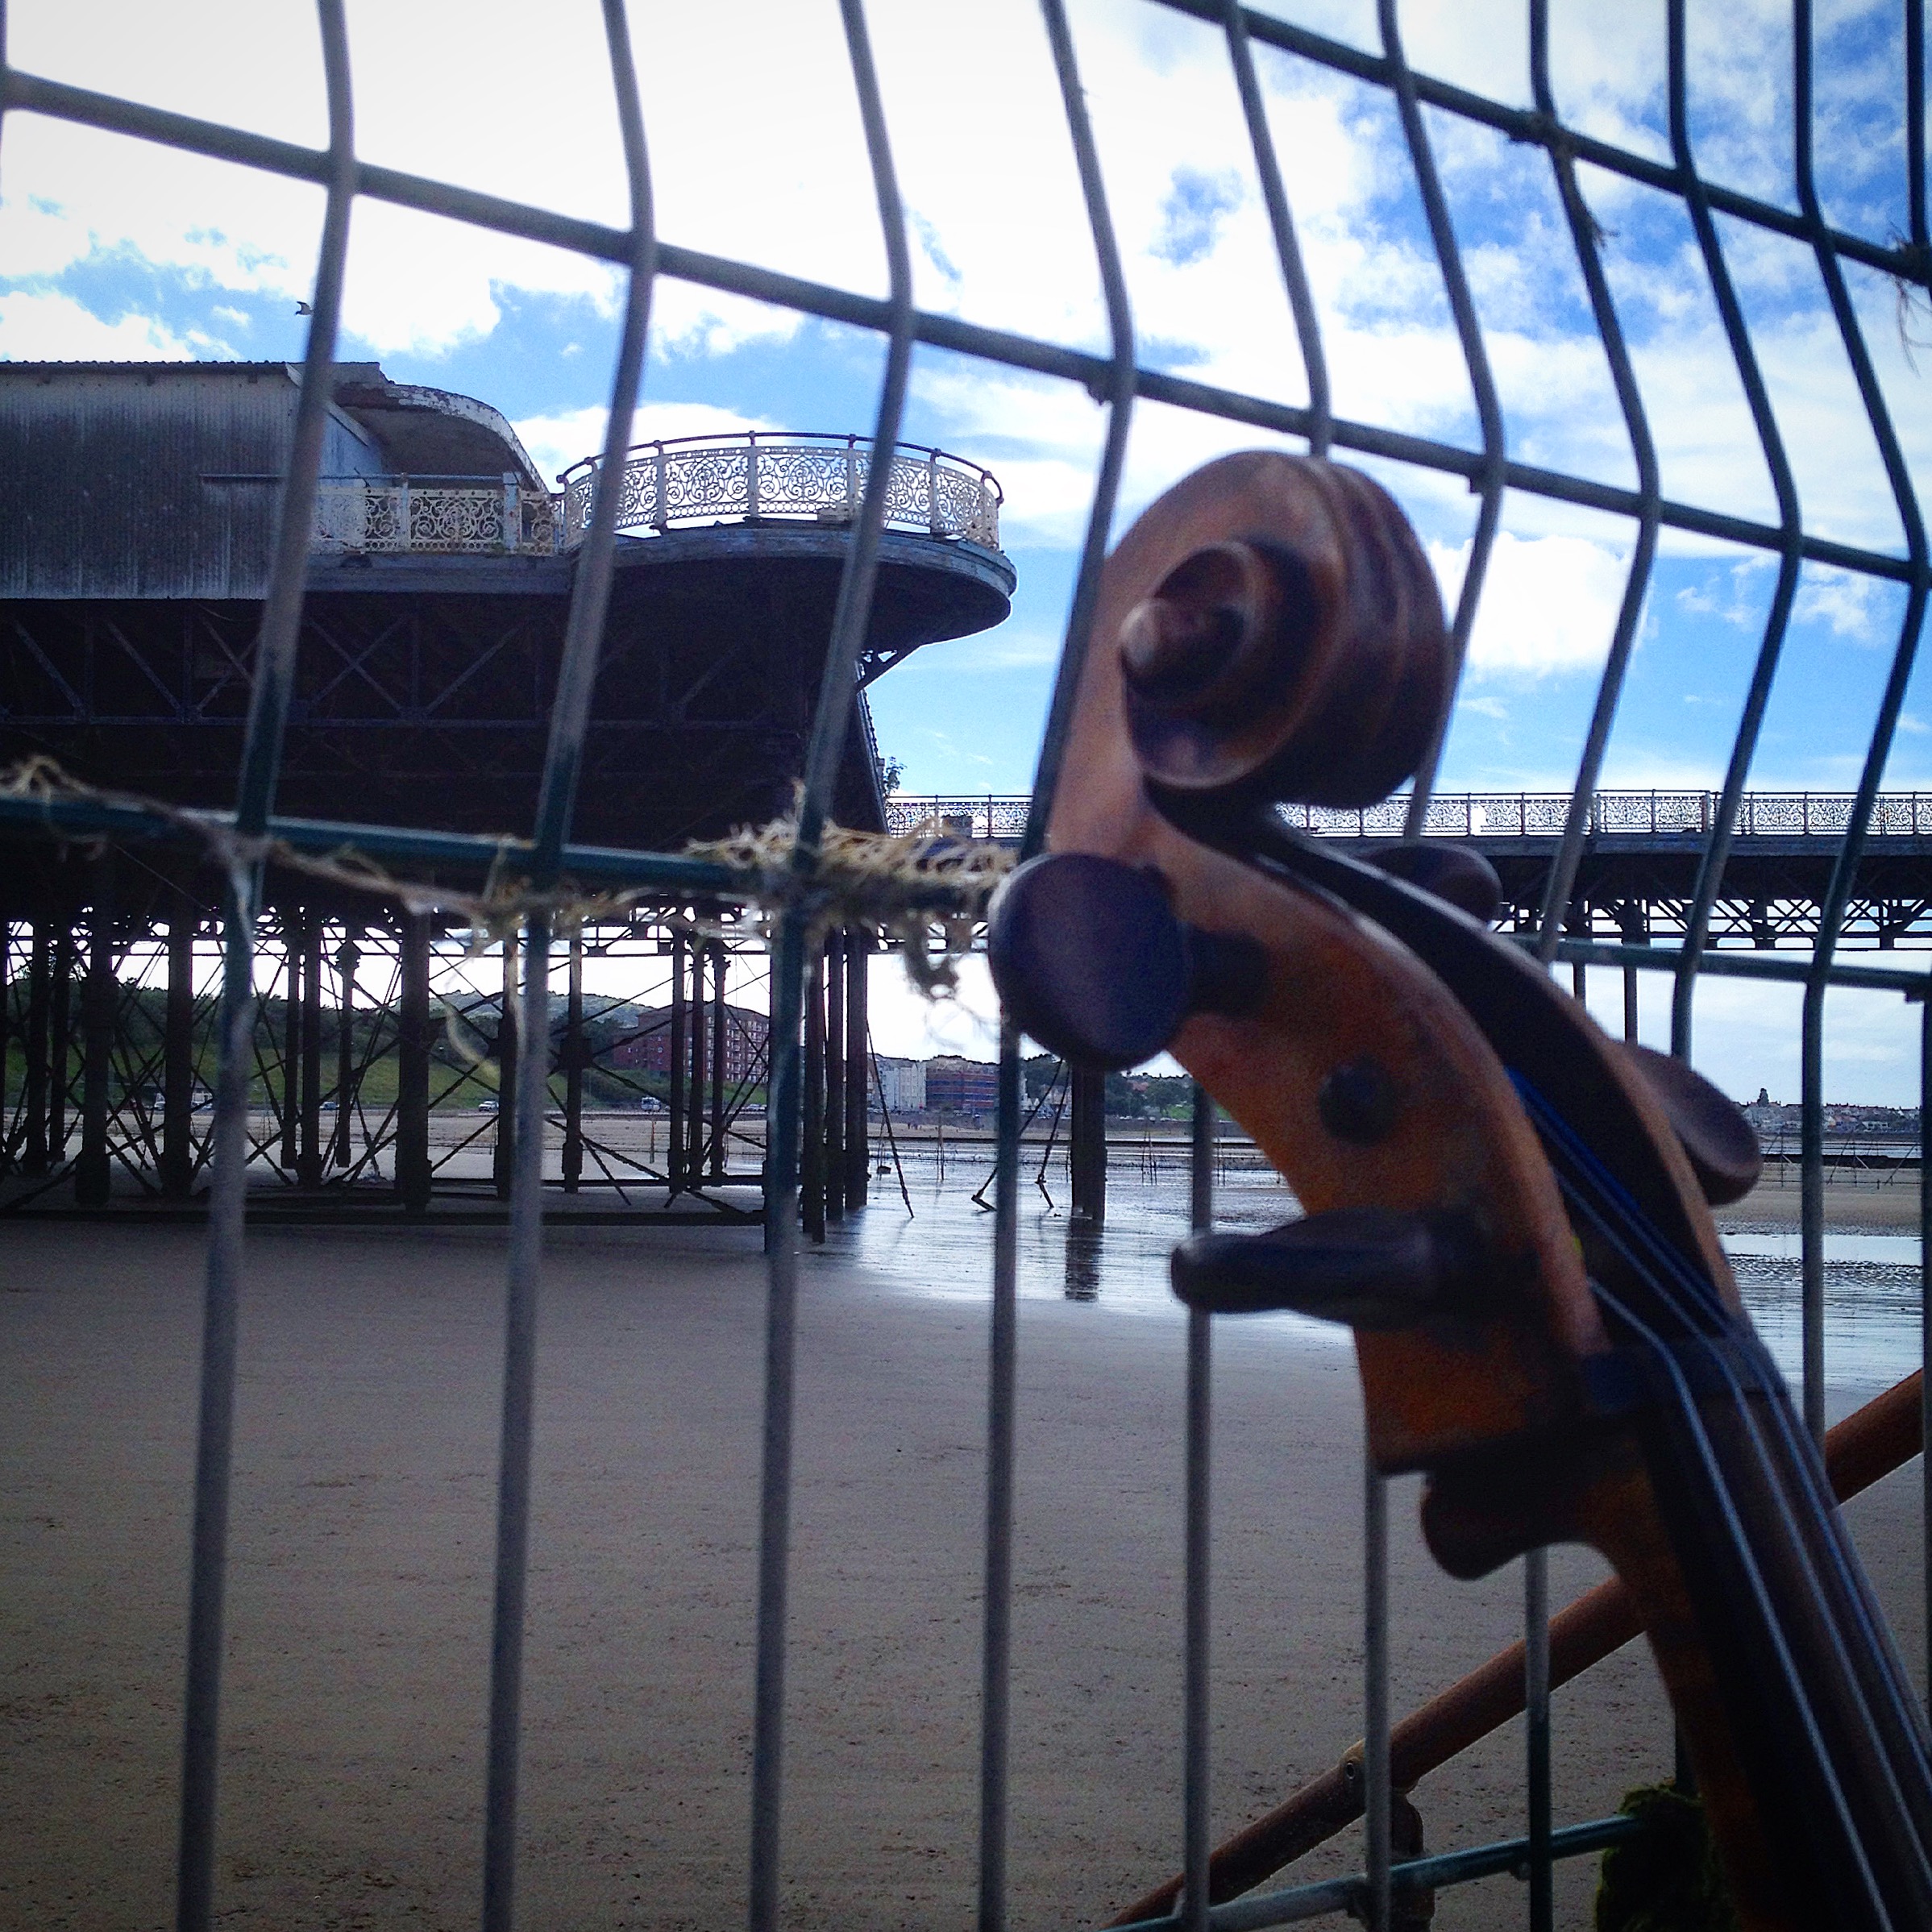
(845, 933, 868, 1208)
(1070, 1063, 1106, 1224)
(396, 914, 431, 1212)
(825, 930, 845, 1222)
(74, 856, 114, 1208)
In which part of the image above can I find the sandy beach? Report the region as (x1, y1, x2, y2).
(1, 1195, 1922, 1931)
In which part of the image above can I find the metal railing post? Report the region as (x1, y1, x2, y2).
(1182, 1083, 1215, 1932)
(1526, 1548, 1553, 1931)
(1364, 1460, 1390, 1932)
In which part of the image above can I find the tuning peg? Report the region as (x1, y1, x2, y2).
(1170, 1207, 1483, 1329)
(987, 851, 1266, 1070)
(1365, 841, 1502, 926)
(1623, 1044, 1762, 1207)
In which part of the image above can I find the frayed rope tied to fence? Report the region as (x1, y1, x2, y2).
(0, 754, 1013, 996)
(681, 812, 1013, 995)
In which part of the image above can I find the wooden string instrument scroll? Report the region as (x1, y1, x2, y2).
(987, 454, 1932, 1932)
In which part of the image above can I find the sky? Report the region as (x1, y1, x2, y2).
(2, 0, 1930, 1095)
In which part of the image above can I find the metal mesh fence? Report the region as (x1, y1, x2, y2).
(2, 2, 1929, 1928)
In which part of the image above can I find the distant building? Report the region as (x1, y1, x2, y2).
(874, 1055, 925, 1113)
(924, 1054, 997, 1116)
(607, 1003, 770, 1085)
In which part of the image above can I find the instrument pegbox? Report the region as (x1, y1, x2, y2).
(1016, 450, 1612, 1468)
(987, 848, 1492, 1335)
(1117, 459, 1447, 809)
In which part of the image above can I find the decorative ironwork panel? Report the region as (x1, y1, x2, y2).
(557, 434, 1003, 551)
(312, 479, 555, 555)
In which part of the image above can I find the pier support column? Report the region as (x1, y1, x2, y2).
(688, 932, 708, 1187)
(492, 931, 517, 1202)
(0, 912, 10, 1175)
(1622, 963, 1639, 1045)
(333, 930, 360, 1169)
(0, 911, 9, 1174)
(563, 932, 584, 1194)
(49, 925, 73, 1170)
(844, 931, 869, 1208)
(397, 913, 432, 1211)
(669, 930, 688, 1195)
(23, 924, 49, 1176)
(708, 939, 727, 1184)
(162, 894, 197, 1197)
(824, 930, 845, 1222)
(298, 915, 324, 1188)
(76, 859, 114, 1207)
(280, 913, 301, 1170)
(803, 947, 826, 1244)
(1070, 1062, 1107, 1224)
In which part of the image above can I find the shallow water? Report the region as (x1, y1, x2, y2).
(835, 1145, 1924, 1394)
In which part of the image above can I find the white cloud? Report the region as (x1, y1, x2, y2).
(512, 400, 779, 487)
(2, 0, 1922, 569)
(1794, 565, 1887, 640)
(1431, 530, 1633, 679)
(0, 287, 193, 359)
(867, 954, 1003, 1062)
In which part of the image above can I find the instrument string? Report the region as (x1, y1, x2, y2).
(1177, 805, 1932, 1911)
(1521, 1076, 1932, 1906)
(1524, 1071, 1932, 1779)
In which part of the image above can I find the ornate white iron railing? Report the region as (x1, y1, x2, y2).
(312, 475, 558, 555)
(884, 791, 1932, 842)
(555, 432, 1003, 551)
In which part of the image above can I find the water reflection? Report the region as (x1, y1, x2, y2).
(1062, 1221, 1103, 1302)
(829, 1145, 1924, 1389)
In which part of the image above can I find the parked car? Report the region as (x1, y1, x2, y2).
(476, 1098, 499, 1112)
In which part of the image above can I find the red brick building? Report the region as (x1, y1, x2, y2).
(606, 1003, 771, 1086)
(924, 1055, 997, 1116)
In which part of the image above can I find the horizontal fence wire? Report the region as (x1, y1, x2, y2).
(2, 3, 1929, 1930)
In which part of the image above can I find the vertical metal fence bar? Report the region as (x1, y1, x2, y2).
(1020, 0, 1137, 861)
(2, 6, 1928, 1926)
(1922, 991, 1930, 1710)
(1524, 1547, 1553, 1932)
(480, 6, 656, 1923)
(1793, 0, 1931, 1443)
(1363, 1460, 1390, 1932)
(978, 5, 1138, 1921)
(1220, 0, 1331, 459)
(1529, 0, 1662, 963)
(1909, 0, 1928, 266)
(1374, 0, 1506, 830)
(174, 6, 356, 1925)
(978, 1024, 1020, 1932)
(1801, 993, 1829, 1443)
(1663, 0, 1804, 1060)
(750, 7, 914, 1925)
(480, 909, 547, 1932)
(1182, 1084, 1215, 1932)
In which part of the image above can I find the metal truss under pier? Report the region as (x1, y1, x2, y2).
(889, 791, 1932, 951)
(0, 883, 871, 1234)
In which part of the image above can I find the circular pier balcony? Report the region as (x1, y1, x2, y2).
(555, 431, 1003, 552)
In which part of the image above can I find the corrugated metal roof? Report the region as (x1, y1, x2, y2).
(0, 362, 546, 599)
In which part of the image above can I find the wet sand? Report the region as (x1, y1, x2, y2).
(1724, 1171, 1923, 1229)
(1, 1211, 1922, 1932)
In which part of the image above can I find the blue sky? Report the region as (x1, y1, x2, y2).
(2, 0, 1929, 1090)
